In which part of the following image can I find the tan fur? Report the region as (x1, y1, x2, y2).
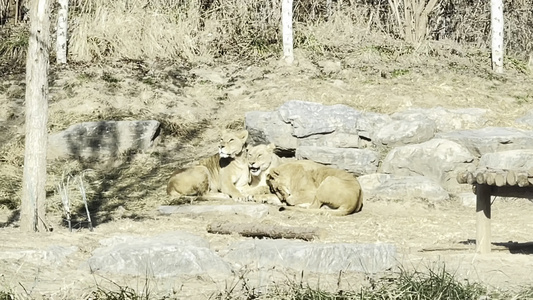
(244, 143, 281, 195)
(166, 130, 250, 200)
(266, 160, 363, 216)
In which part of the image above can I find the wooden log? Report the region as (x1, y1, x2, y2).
(207, 222, 322, 241)
(476, 170, 487, 184)
(466, 172, 475, 185)
(517, 172, 529, 187)
(456, 171, 469, 184)
(475, 184, 492, 254)
(486, 171, 496, 186)
(506, 170, 517, 186)
(494, 171, 506, 187)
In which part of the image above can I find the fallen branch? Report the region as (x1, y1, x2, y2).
(207, 222, 322, 241)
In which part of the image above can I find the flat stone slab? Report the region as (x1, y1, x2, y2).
(48, 120, 161, 160)
(436, 127, 533, 157)
(359, 174, 450, 202)
(158, 204, 270, 219)
(86, 232, 232, 277)
(223, 239, 396, 274)
(0, 245, 77, 266)
(296, 146, 379, 175)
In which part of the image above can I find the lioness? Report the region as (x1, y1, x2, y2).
(241, 143, 284, 204)
(266, 160, 363, 216)
(166, 130, 250, 200)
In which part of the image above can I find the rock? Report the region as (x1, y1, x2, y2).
(374, 119, 436, 147)
(361, 174, 450, 202)
(245, 101, 392, 150)
(48, 120, 161, 160)
(86, 232, 232, 277)
(455, 192, 476, 207)
(380, 139, 474, 188)
(278, 100, 360, 138)
(158, 204, 270, 219)
(223, 239, 396, 274)
(478, 149, 533, 170)
(392, 107, 488, 132)
(0, 245, 77, 266)
(296, 146, 379, 175)
(245, 110, 297, 151)
(436, 127, 533, 157)
(515, 110, 533, 128)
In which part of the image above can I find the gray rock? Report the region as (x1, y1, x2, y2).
(86, 232, 231, 277)
(374, 119, 436, 147)
(392, 107, 488, 132)
(436, 127, 533, 157)
(158, 204, 270, 219)
(224, 239, 396, 274)
(0, 245, 77, 266)
(245, 110, 297, 150)
(297, 131, 364, 148)
(479, 149, 533, 170)
(380, 139, 474, 187)
(362, 174, 450, 202)
(455, 192, 476, 207)
(515, 110, 533, 128)
(48, 120, 161, 160)
(296, 146, 379, 175)
(278, 100, 361, 138)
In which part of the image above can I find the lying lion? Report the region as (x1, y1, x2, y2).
(267, 160, 363, 216)
(241, 143, 284, 205)
(166, 130, 250, 200)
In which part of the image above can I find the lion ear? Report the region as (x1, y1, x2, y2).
(267, 143, 276, 151)
(238, 130, 249, 141)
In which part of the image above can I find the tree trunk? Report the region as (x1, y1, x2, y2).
(56, 0, 69, 64)
(491, 0, 504, 73)
(281, 0, 294, 65)
(21, 0, 51, 232)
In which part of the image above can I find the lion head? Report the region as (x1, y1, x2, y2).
(218, 130, 248, 158)
(247, 143, 276, 177)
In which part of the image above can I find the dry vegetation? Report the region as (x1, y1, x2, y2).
(0, 0, 532, 225)
(1, 0, 533, 297)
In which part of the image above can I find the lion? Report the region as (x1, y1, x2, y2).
(240, 143, 284, 205)
(266, 160, 363, 216)
(166, 130, 250, 200)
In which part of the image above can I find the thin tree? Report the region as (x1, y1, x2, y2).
(21, 0, 51, 232)
(56, 0, 69, 64)
(491, 0, 504, 73)
(281, 0, 294, 64)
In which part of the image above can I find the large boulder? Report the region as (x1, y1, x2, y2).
(392, 107, 488, 132)
(478, 149, 533, 170)
(373, 119, 436, 147)
(380, 138, 474, 190)
(86, 232, 232, 277)
(48, 120, 161, 160)
(436, 127, 533, 157)
(359, 174, 450, 202)
(296, 146, 380, 175)
(245, 100, 392, 151)
(223, 239, 396, 274)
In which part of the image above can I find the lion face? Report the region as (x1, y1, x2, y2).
(247, 143, 276, 177)
(218, 130, 248, 158)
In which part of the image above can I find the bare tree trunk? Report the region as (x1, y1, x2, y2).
(56, 0, 69, 64)
(21, 0, 51, 232)
(491, 0, 504, 73)
(281, 0, 294, 65)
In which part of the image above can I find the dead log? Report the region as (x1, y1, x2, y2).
(207, 221, 322, 241)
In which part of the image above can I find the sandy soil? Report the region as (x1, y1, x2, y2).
(1, 44, 533, 298)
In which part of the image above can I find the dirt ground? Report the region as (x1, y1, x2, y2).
(1, 43, 533, 298)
